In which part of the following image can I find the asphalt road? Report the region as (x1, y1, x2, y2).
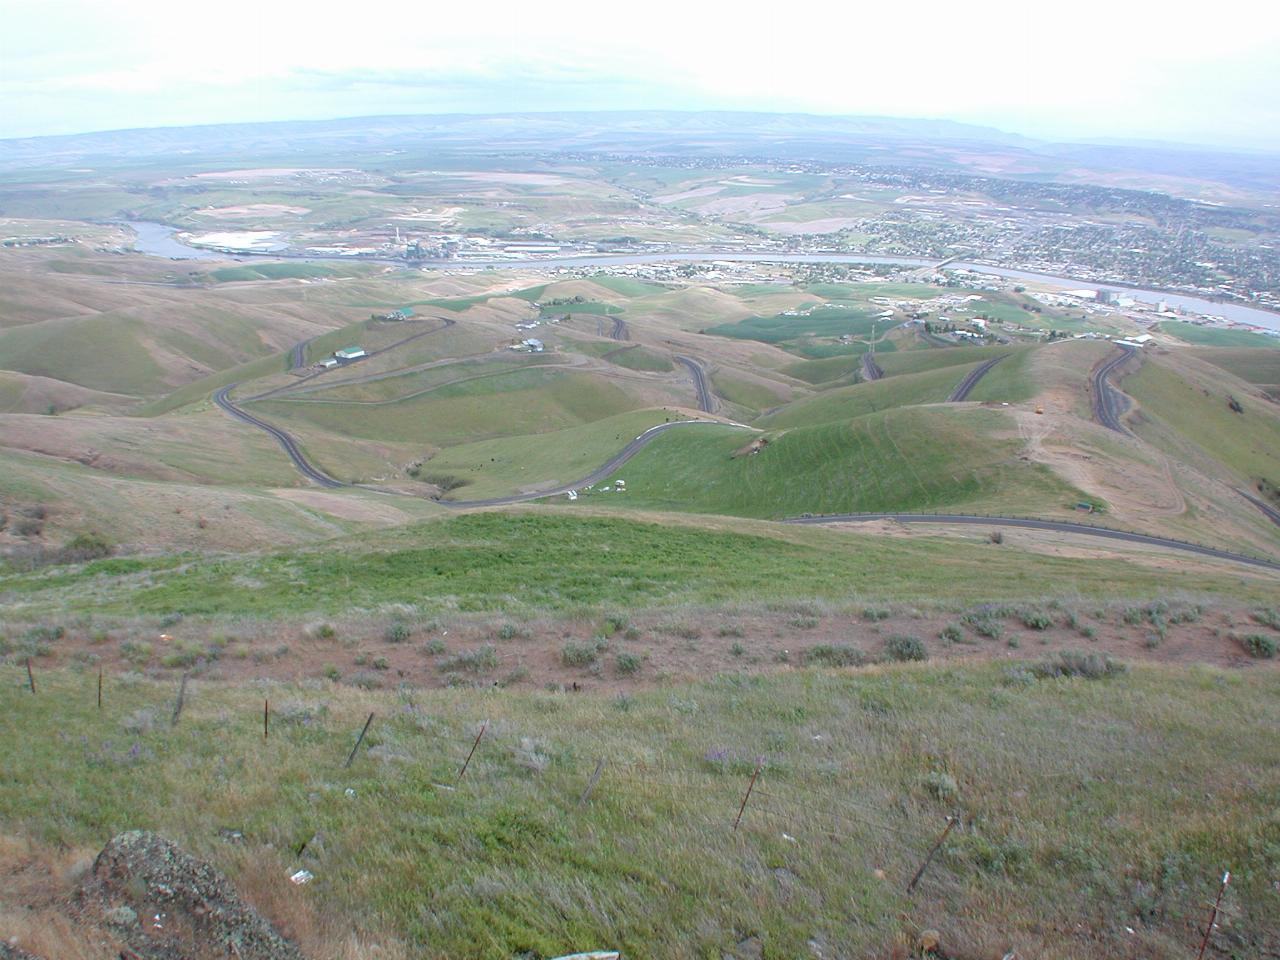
(1237, 488, 1280, 529)
(948, 354, 1008, 402)
(213, 386, 345, 489)
(253, 318, 456, 401)
(781, 512, 1280, 572)
(610, 316, 629, 341)
(212, 384, 1279, 573)
(861, 354, 884, 381)
(1092, 344, 1137, 433)
(441, 419, 735, 508)
(289, 338, 313, 370)
(674, 355, 716, 413)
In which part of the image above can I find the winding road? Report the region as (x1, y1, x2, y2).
(213, 318, 1280, 576)
(1237, 488, 1280, 529)
(213, 386, 344, 489)
(443, 420, 734, 508)
(947, 354, 1008, 402)
(781, 513, 1280, 572)
(213, 382, 1280, 573)
(861, 354, 884, 381)
(253, 318, 457, 401)
(674, 355, 716, 413)
(289, 338, 313, 370)
(610, 316, 629, 341)
(1092, 344, 1137, 433)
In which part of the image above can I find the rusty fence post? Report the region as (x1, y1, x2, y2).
(98, 669, 103, 709)
(170, 672, 189, 726)
(733, 758, 764, 831)
(25, 658, 35, 694)
(908, 815, 958, 893)
(1196, 870, 1230, 960)
(578, 757, 607, 808)
(264, 699, 269, 740)
(457, 721, 488, 781)
(344, 712, 375, 769)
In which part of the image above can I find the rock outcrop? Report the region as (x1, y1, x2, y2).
(76, 830, 305, 960)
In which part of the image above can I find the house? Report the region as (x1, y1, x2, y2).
(335, 347, 367, 361)
(522, 338, 544, 352)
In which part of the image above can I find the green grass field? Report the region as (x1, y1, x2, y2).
(780, 354, 863, 385)
(1125, 360, 1280, 484)
(209, 262, 339, 282)
(3, 662, 1277, 958)
(251, 368, 644, 446)
(410, 410, 675, 499)
(1159, 321, 1280, 348)
(2, 510, 1275, 621)
(961, 348, 1039, 403)
(707, 307, 881, 353)
(708, 370, 787, 411)
(760, 365, 968, 428)
(596, 407, 1086, 519)
(1187, 348, 1280, 386)
(874, 344, 1012, 378)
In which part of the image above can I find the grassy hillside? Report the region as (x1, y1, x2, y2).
(1159, 320, 1280, 348)
(1125, 358, 1280, 485)
(251, 368, 646, 446)
(3, 510, 1276, 620)
(411, 409, 676, 499)
(597, 407, 1087, 519)
(760, 365, 968, 428)
(875, 344, 1012, 377)
(3, 662, 1277, 958)
(1187, 348, 1280, 394)
(961, 349, 1039, 403)
(780, 354, 863, 385)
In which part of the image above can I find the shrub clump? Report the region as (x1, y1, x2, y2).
(383, 621, 412, 644)
(803, 644, 867, 667)
(442, 645, 499, 673)
(884, 635, 927, 662)
(62, 531, 113, 562)
(1032, 651, 1125, 680)
(1238, 633, 1277, 659)
(1020, 608, 1054, 630)
(561, 638, 607, 667)
(615, 652, 644, 675)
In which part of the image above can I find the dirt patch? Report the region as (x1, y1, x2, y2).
(196, 204, 312, 218)
(272, 490, 419, 525)
(18, 597, 1276, 698)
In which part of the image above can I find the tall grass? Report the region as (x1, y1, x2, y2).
(2, 662, 1277, 958)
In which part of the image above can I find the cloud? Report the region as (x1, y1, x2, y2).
(2, 0, 1278, 147)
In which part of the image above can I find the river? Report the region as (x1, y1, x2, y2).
(124, 222, 1280, 333)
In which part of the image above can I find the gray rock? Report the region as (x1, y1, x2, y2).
(104, 903, 139, 926)
(76, 830, 306, 960)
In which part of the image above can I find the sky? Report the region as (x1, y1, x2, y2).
(2, 0, 1279, 150)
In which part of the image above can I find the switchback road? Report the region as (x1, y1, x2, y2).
(781, 513, 1280, 572)
(948, 354, 1008, 402)
(861, 354, 883, 381)
(674, 355, 716, 413)
(213, 385, 1279, 573)
(213, 386, 344, 489)
(1092, 344, 1137, 433)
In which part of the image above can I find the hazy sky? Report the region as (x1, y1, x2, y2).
(3, 0, 1279, 149)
